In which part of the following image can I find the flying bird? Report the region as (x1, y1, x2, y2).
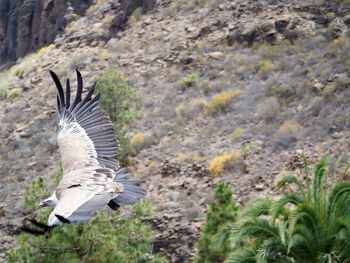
(23, 70, 145, 232)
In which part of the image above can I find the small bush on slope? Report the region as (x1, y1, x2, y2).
(9, 163, 167, 263)
(194, 182, 239, 263)
(205, 90, 241, 115)
(181, 73, 198, 89)
(209, 150, 241, 177)
(218, 154, 350, 263)
(95, 67, 142, 165)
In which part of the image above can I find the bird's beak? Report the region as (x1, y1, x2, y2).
(39, 201, 46, 207)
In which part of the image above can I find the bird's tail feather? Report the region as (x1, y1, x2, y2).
(109, 168, 146, 209)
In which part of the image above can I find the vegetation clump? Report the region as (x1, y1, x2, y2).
(40, 61, 50, 68)
(241, 141, 262, 156)
(130, 133, 154, 152)
(194, 182, 239, 263)
(217, 153, 350, 263)
(23, 177, 50, 212)
(95, 67, 142, 164)
(205, 90, 240, 115)
(0, 81, 8, 99)
(232, 127, 245, 141)
(279, 119, 302, 133)
(175, 99, 205, 119)
(37, 44, 55, 56)
(209, 150, 241, 177)
(14, 68, 25, 79)
(181, 73, 198, 88)
(8, 87, 23, 101)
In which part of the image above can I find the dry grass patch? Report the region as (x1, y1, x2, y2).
(175, 99, 206, 119)
(205, 89, 241, 115)
(209, 150, 241, 177)
(279, 119, 302, 133)
(232, 127, 245, 141)
(8, 88, 22, 101)
(130, 133, 155, 152)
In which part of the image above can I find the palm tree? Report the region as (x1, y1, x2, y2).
(218, 154, 350, 263)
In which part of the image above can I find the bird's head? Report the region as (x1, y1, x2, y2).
(39, 192, 58, 207)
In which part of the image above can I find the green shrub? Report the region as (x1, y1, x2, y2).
(257, 59, 274, 76)
(241, 141, 262, 155)
(24, 177, 50, 213)
(134, 199, 154, 217)
(7, 87, 22, 101)
(130, 133, 155, 153)
(40, 61, 50, 68)
(24, 161, 62, 220)
(15, 68, 24, 79)
(232, 127, 245, 141)
(181, 73, 198, 88)
(95, 68, 142, 165)
(256, 96, 279, 122)
(0, 79, 8, 99)
(194, 182, 239, 263)
(205, 90, 241, 115)
(218, 154, 350, 263)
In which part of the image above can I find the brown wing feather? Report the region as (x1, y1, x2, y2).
(52, 70, 120, 174)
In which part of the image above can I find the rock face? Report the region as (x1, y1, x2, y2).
(0, 0, 92, 68)
(227, 13, 317, 46)
(0, 0, 156, 68)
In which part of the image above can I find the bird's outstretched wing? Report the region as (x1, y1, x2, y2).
(50, 70, 120, 173)
(46, 70, 145, 226)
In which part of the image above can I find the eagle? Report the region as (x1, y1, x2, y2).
(23, 70, 145, 233)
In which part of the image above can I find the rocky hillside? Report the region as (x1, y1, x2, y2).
(1, 0, 350, 262)
(0, 0, 92, 68)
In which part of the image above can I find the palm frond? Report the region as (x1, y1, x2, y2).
(331, 155, 343, 189)
(341, 162, 350, 181)
(327, 182, 350, 221)
(334, 218, 350, 248)
(270, 193, 305, 223)
(256, 239, 291, 263)
(224, 247, 258, 263)
(242, 198, 273, 218)
(276, 173, 305, 198)
(217, 223, 237, 248)
(278, 219, 289, 247)
(233, 219, 280, 245)
(288, 226, 318, 261)
(311, 154, 330, 217)
(288, 204, 322, 242)
(302, 153, 311, 201)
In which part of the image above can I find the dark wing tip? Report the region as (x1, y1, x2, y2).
(66, 78, 71, 110)
(50, 70, 65, 111)
(55, 214, 71, 224)
(49, 70, 57, 78)
(108, 200, 120, 211)
(20, 227, 46, 235)
(71, 70, 83, 111)
(30, 219, 49, 229)
(20, 219, 51, 235)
